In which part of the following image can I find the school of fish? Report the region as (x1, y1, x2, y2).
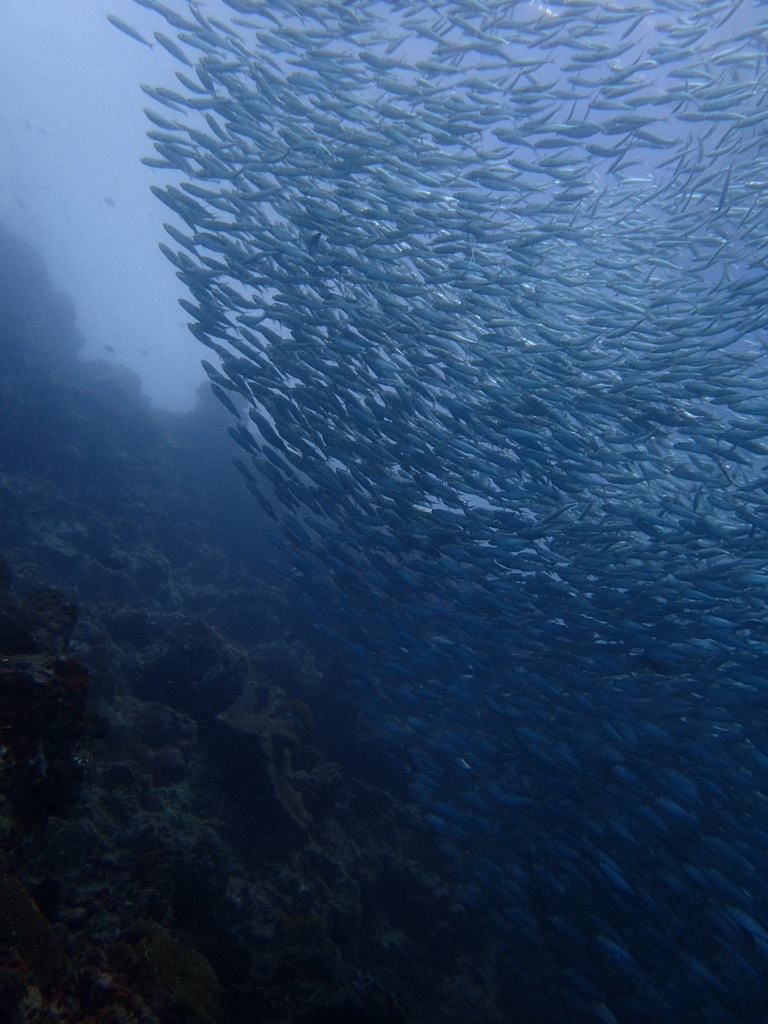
(116, 0, 768, 1019)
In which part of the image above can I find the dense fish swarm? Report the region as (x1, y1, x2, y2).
(123, 0, 768, 1019)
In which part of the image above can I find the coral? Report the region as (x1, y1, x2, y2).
(138, 923, 220, 1024)
(217, 689, 312, 829)
(276, 696, 316, 733)
(215, 676, 345, 830)
(271, 738, 310, 829)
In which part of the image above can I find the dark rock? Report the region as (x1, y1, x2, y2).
(133, 701, 197, 752)
(100, 762, 138, 791)
(22, 587, 79, 656)
(134, 617, 247, 718)
(0, 554, 11, 591)
(0, 591, 34, 654)
(146, 746, 186, 786)
(0, 225, 85, 363)
(0, 871, 68, 988)
(0, 653, 94, 815)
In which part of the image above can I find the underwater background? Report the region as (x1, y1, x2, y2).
(4, 0, 768, 1022)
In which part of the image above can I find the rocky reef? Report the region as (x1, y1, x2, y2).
(0, 226, 512, 1024)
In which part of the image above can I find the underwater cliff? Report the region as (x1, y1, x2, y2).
(0, 225, 511, 1024)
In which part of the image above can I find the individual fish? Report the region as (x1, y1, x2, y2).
(107, 13, 153, 48)
(154, 30, 193, 66)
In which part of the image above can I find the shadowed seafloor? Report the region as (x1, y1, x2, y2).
(0, 225, 515, 1024)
